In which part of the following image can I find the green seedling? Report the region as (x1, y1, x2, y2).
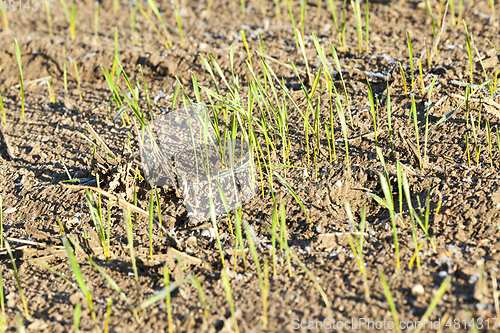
(423, 77, 437, 162)
(60, 0, 70, 24)
(398, 62, 408, 96)
(172, 0, 184, 46)
(378, 268, 402, 333)
(1, 8, 8, 29)
(94, 1, 98, 42)
(271, 196, 279, 274)
(411, 95, 423, 168)
(327, 0, 341, 49)
(341, 0, 347, 51)
(63, 47, 68, 96)
(386, 82, 393, 153)
(85, 187, 112, 261)
(450, 0, 455, 25)
(63, 237, 96, 322)
(407, 30, 415, 92)
(16, 314, 24, 333)
(418, 59, 425, 95)
(274, 0, 280, 19)
(273, 171, 311, 225)
(73, 61, 82, 101)
(0, 268, 5, 323)
(259, 0, 265, 17)
(330, 44, 353, 126)
(365, 0, 369, 51)
(369, 170, 399, 269)
(414, 277, 452, 333)
(111, 28, 119, 82)
(70, 1, 76, 39)
(14, 39, 25, 119)
(146, 0, 173, 47)
(300, 0, 306, 43)
(148, 188, 154, 259)
(240, 30, 252, 70)
(496, 126, 500, 161)
(285, 0, 299, 50)
(424, 37, 431, 70)
(234, 206, 247, 271)
(463, 21, 473, 85)
(345, 199, 370, 301)
(470, 113, 481, 165)
(130, 2, 137, 44)
(466, 132, 471, 166)
(0, 194, 2, 247)
(124, 207, 139, 285)
(73, 303, 81, 333)
(265, 221, 330, 306)
(164, 266, 173, 333)
(0, 92, 5, 124)
(209, 187, 225, 267)
(176, 257, 210, 315)
(279, 201, 292, 276)
(425, 0, 436, 37)
(263, 258, 269, 328)
(351, 0, 363, 53)
(5, 240, 29, 319)
(396, 160, 403, 214)
(490, 0, 496, 23)
(88, 258, 139, 321)
(221, 270, 240, 333)
(104, 298, 112, 333)
(113, 0, 118, 12)
(46, 79, 55, 103)
(402, 169, 434, 253)
(154, 187, 162, 235)
(367, 79, 378, 146)
(240, 0, 245, 16)
(134, 1, 171, 50)
(138, 276, 189, 311)
(45, 0, 53, 37)
(487, 119, 493, 167)
(458, 0, 463, 23)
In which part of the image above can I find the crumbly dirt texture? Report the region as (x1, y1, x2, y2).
(1, 0, 500, 332)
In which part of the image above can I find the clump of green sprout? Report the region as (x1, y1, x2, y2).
(144, 0, 173, 48)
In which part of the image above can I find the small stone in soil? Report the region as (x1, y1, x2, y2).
(411, 284, 425, 296)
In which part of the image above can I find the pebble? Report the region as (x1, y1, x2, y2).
(3, 207, 17, 214)
(411, 284, 425, 296)
(187, 235, 197, 247)
(201, 228, 216, 238)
